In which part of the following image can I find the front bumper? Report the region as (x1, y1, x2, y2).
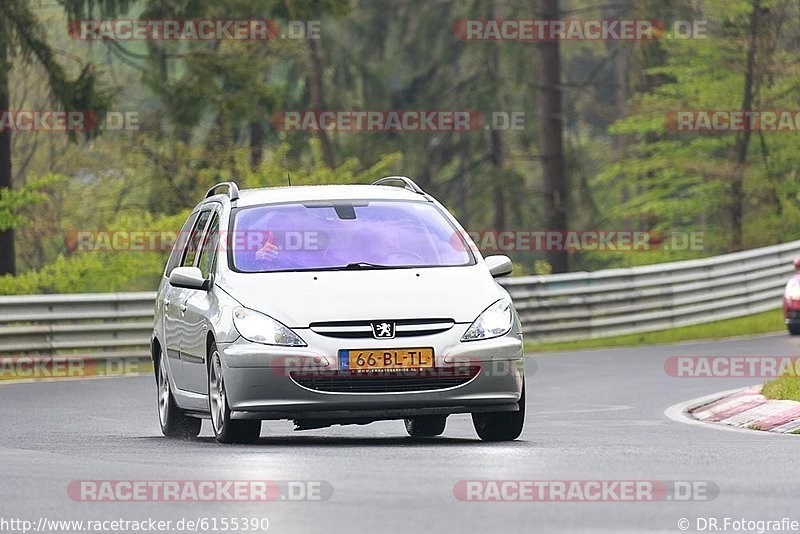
(785, 306, 800, 325)
(217, 326, 524, 420)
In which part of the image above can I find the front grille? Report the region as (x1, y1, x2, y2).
(290, 367, 480, 393)
(310, 318, 455, 339)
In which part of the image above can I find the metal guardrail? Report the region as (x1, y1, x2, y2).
(0, 240, 797, 359)
(0, 292, 156, 359)
(503, 240, 800, 342)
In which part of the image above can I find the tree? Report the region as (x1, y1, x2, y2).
(538, 0, 569, 273)
(0, 0, 130, 274)
(731, 0, 762, 250)
(272, 0, 351, 170)
(596, 0, 799, 262)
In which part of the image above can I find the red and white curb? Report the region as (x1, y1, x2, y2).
(689, 386, 800, 434)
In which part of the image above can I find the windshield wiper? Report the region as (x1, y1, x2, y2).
(267, 262, 413, 273)
(341, 262, 394, 270)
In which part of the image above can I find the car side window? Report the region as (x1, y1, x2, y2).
(197, 212, 220, 278)
(164, 212, 199, 275)
(181, 210, 212, 268)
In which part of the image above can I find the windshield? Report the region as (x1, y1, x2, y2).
(230, 200, 474, 273)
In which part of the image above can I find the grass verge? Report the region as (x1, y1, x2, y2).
(762, 376, 800, 402)
(525, 308, 784, 353)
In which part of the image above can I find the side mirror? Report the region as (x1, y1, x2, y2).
(794, 257, 800, 271)
(485, 255, 513, 278)
(169, 267, 210, 290)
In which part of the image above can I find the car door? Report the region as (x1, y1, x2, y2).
(171, 209, 212, 391)
(162, 211, 200, 389)
(181, 208, 221, 394)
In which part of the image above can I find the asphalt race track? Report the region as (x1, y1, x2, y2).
(2, 334, 799, 533)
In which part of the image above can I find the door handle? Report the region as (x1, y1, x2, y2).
(180, 303, 188, 314)
(164, 299, 171, 308)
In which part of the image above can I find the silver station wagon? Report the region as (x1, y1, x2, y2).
(152, 177, 525, 443)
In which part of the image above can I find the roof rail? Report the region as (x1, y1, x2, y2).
(205, 181, 240, 202)
(372, 176, 425, 194)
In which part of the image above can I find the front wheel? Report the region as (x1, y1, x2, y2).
(472, 381, 526, 442)
(788, 324, 800, 336)
(209, 347, 261, 444)
(404, 415, 447, 438)
(157, 352, 201, 439)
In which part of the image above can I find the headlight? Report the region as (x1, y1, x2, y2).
(233, 307, 306, 346)
(787, 279, 800, 301)
(461, 297, 514, 341)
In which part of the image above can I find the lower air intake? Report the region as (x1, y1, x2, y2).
(290, 367, 480, 393)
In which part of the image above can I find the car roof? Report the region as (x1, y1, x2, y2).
(208, 184, 430, 208)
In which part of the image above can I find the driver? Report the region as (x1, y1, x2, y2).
(253, 213, 296, 263)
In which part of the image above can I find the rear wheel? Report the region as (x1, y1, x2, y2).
(404, 415, 447, 438)
(209, 347, 261, 444)
(157, 351, 201, 439)
(788, 324, 800, 336)
(472, 381, 526, 442)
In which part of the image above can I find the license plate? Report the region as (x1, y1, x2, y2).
(338, 348, 434, 371)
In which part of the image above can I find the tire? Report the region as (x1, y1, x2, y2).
(404, 415, 447, 438)
(157, 351, 201, 439)
(789, 324, 800, 336)
(472, 381, 526, 442)
(209, 346, 261, 444)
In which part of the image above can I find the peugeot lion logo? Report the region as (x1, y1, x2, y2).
(371, 321, 395, 339)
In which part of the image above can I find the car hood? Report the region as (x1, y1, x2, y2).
(216, 265, 504, 327)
